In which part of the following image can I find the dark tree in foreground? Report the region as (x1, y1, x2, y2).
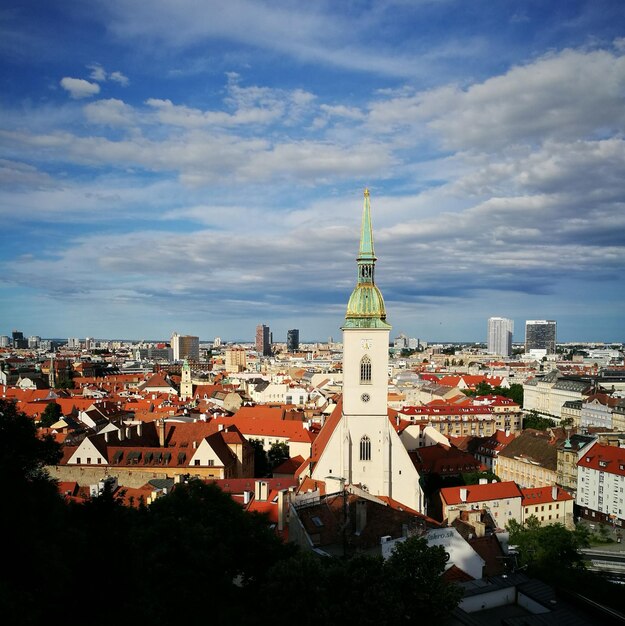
(0, 400, 462, 626)
(40, 401, 62, 427)
(507, 517, 622, 612)
(259, 537, 461, 625)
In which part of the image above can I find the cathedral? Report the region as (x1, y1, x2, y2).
(311, 190, 425, 513)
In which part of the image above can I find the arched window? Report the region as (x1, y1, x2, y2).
(360, 435, 371, 461)
(360, 355, 372, 384)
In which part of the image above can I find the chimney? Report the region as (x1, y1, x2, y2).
(137, 422, 143, 437)
(157, 419, 166, 448)
(552, 485, 558, 501)
(104, 431, 109, 443)
(255, 480, 269, 502)
(218, 423, 224, 432)
(479, 478, 488, 485)
(243, 491, 252, 505)
(118, 427, 125, 442)
(277, 489, 289, 532)
(355, 499, 367, 535)
(460, 488, 468, 503)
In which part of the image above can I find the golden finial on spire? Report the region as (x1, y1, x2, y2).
(364, 188, 369, 197)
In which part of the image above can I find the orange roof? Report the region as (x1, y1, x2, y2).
(521, 486, 573, 505)
(440, 481, 523, 505)
(577, 442, 625, 477)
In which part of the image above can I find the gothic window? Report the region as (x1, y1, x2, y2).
(360, 355, 372, 384)
(360, 435, 371, 461)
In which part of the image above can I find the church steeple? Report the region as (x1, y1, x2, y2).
(343, 189, 391, 329)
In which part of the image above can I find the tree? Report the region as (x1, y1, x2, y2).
(40, 401, 62, 427)
(268, 441, 290, 469)
(249, 438, 270, 476)
(507, 517, 589, 573)
(462, 470, 500, 485)
(523, 411, 556, 430)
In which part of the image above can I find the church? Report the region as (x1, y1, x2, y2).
(310, 190, 425, 513)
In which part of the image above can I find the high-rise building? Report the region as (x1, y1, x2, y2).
(12, 330, 28, 349)
(0, 336, 10, 347)
(28, 336, 41, 349)
(171, 332, 200, 361)
(525, 320, 557, 354)
(286, 329, 300, 352)
(256, 324, 271, 356)
(487, 317, 514, 357)
(67, 338, 80, 349)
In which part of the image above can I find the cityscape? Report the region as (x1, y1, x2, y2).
(2, 1, 625, 624)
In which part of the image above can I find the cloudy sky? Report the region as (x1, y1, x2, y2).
(1, 1, 624, 344)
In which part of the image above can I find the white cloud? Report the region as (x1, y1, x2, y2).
(87, 63, 107, 81)
(60, 77, 101, 99)
(83, 98, 136, 126)
(109, 70, 129, 86)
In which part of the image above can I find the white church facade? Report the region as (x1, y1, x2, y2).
(311, 190, 425, 513)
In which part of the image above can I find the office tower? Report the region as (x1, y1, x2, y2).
(12, 330, 28, 349)
(28, 336, 41, 349)
(171, 332, 200, 361)
(0, 336, 10, 347)
(287, 329, 300, 352)
(525, 320, 557, 354)
(256, 324, 271, 356)
(84, 337, 93, 351)
(487, 317, 514, 357)
(67, 337, 80, 349)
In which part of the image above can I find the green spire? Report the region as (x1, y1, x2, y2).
(359, 188, 376, 262)
(342, 189, 391, 330)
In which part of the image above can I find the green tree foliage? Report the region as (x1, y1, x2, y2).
(462, 470, 500, 485)
(523, 410, 556, 430)
(40, 401, 62, 427)
(463, 382, 524, 406)
(507, 516, 589, 572)
(268, 441, 290, 469)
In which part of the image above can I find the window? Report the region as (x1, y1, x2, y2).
(87, 458, 91, 464)
(360, 435, 371, 461)
(194, 459, 200, 466)
(360, 355, 372, 384)
(76, 457, 81, 464)
(207, 459, 214, 467)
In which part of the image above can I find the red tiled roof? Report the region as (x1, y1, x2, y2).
(577, 442, 625, 477)
(521, 486, 573, 505)
(440, 481, 523, 505)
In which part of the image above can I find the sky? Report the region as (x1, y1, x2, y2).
(1, 0, 624, 344)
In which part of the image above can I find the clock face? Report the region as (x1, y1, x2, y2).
(360, 339, 372, 350)
(361, 393, 370, 403)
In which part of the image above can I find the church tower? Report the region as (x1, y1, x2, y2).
(180, 359, 193, 400)
(311, 190, 423, 511)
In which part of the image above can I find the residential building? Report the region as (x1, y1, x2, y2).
(556, 433, 596, 496)
(525, 320, 556, 354)
(171, 332, 200, 361)
(521, 486, 574, 528)
(286, 329, 299, 352)
(225, 347, 247, 373)
(523, 370, 592, 418)
(440, 481, 524, 529)
(576, 441, 625, 528)
(580, 393, 623, 430)
(496, 429, 565, 488)
(256, 324, 271, 356)
(487, 317, 513, 357)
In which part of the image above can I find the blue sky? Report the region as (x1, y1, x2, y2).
(1, 0, 624, 344)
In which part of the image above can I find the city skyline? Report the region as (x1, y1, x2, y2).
(1, 2, 625, 342)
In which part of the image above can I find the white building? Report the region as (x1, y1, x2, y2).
(576, 442, 625, 528)
(487, 317, 514, 357)
(171, 332, 200, 361)
(311, 190, 424, 513)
